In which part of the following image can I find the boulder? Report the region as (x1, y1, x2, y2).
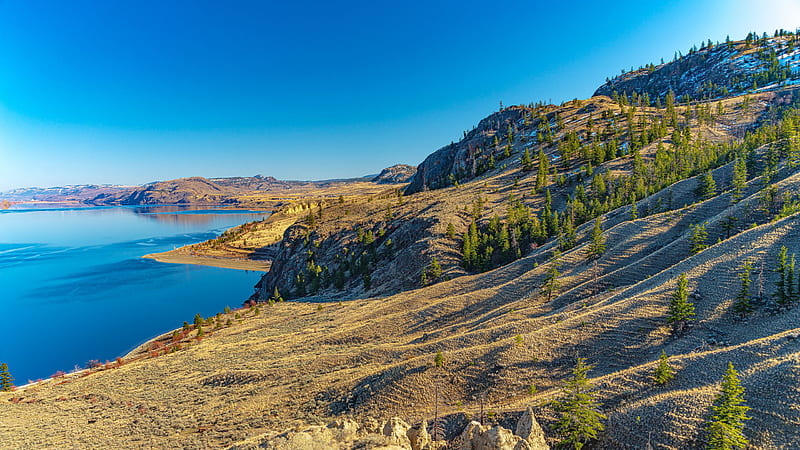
(514, 407, 549, 449)
(362, 416, 381, 434)
(460, 421, 527, 450)
(264, 425, 335, 450)
(327, 418, 361, 442)
(407, 419, 432, 450)
(382, 417, 412, 447)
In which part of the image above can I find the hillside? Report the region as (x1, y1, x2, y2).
(3, 33, 800, 449)
(0, 184, 132, 203)
(595, 30, 800, 102)
(85, 170, 406, 207)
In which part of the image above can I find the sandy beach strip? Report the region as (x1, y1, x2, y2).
(143, 250, 271, 271)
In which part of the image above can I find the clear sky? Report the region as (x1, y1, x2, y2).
(2, 0, 800, 190)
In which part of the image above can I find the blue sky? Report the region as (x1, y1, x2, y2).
(2, 0, 800, 190)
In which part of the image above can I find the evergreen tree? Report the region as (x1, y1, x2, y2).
(668, 273, 696, 334)
(653, 350, 675, 385)
(446, 222, 456, 239)
(0, 363, 13, 392)
(193, 313, 203, 328)
(543, 251, 562, 302)
(699, 170, 718, 200)
(706, 362, 750, 450)
(270, 287, 284, 303)
(733, 260, 753, 316)
(587, 218, 606, 260)
(690, 223, 709, 254)
(789, 253, 797, 302)
(428, 257, 442, 280)
(560, 215, 577, 251)
(775, 246, 790, 306)
(434, 350, 444, 368)
(731, 157, 747, 201)
(521, 148, 533, 171)
(536, 150, 550, 191)
(553, 358, 606, 449)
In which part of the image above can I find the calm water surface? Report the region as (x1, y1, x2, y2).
(0, 205, 268, 383)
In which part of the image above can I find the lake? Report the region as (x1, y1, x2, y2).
(0, 205, 268, 384)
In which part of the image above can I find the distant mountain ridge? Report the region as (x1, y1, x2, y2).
(2, 166, 414, 206)
(0, 184, 132, 203)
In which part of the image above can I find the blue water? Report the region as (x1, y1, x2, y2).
(0, 205, 269, 384)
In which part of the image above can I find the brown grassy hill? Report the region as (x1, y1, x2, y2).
(3, 85, 800, 448)
(253, 88, 782, 301)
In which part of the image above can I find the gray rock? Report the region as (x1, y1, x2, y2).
(407, 419, 431, 450)
(460, 421, 527, 450)
(514, 407, 549, 449)
(326, 418, 361, 442)
(382, 417, 412, 447)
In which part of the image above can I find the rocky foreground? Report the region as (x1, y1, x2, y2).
(236, 407, 547, 450)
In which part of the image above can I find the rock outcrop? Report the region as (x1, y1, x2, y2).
(515, 407, 549, 449)
(382, 417, 412, 446)
(247, 410, 549, 449)
(404, 107, 528, 194)
(458, 417, 550, 450)
(406, 419, 431, 450)
(372, 164, 417, 184)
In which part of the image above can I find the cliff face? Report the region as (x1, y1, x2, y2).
(404, 107, 529, 194)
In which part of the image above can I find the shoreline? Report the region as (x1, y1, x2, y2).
(143, 250, 271, 271)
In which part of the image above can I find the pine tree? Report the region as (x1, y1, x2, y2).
(193, 313, 203, 328)
(270, 286, 283, 303)
(653, 350, 675, 385)
(434, 350, 444, 368)
(733, 260, 753, 315)
(699, 171, 718, 199)
(560, 215, 577, 251)
(0, 363, 13, 392)
(690, 223, 709, 254)
(543, 251, 562, 302)
(536, 150, 550, 191)
(731, 157, 747, 201)
(553, 358, 606, 449)
(587, 218, 606, 260)
(521, 148, 533, 171)
(446, 222, 456, 239)
(788, 253, 797, 302)
(668, 273, 695, 334)
(706, 362, 750, 450)
(429, 257, 442, 280)
(775, 246, 789, 306)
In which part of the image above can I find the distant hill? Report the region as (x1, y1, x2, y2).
(0, 184, 132, 203)
(88, 175, 306, 205)
(372, 164, 417, 184)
